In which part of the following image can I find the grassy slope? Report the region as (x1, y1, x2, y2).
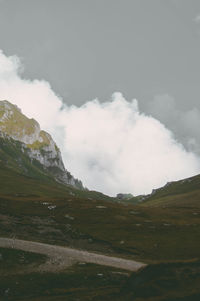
(1, 181, 200, 301)
(120, 261, 200, 301)
(0, 256, 128, 301)
(0, 135, 113, 201)
(1, 135, 200, 300)
(139, 174, 200, 207)
(0, 136, 200, 262)
(1, 248, 200, 301)
(1, 169, 200, 262)
(0, 247, 47, 274)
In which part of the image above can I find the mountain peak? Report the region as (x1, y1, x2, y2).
(0, 100, 83, 189)
(0, 100, 40, 144)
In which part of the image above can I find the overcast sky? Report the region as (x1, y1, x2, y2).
(1, 0, 200, 195)
(0, 0, 200, 107)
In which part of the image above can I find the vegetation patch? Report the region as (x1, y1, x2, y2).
(0, 247, 47, 276)
(0, 263, 128, 300)
(120, 261, 200, 300)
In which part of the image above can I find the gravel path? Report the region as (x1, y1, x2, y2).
(0, 237, 146, 272)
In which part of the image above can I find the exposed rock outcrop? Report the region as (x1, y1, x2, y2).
(0, 100, 83, 189)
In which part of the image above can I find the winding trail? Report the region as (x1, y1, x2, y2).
(0, 237, 146, 272)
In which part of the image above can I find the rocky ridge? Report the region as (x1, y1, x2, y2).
(0, 100, 83, 189)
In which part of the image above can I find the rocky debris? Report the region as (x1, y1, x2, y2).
(42, 202, 50, 206)
(129, 211, 140, 215)
(96, 205, 107, 209)
(64, 214, 74, 220)
(48, 205, 57, 210)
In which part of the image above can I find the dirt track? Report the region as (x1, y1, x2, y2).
(0, 237, 146, 272)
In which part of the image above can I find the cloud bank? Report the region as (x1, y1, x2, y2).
(0, 49, 200, 196)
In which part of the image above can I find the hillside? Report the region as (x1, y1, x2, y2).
(1, 100, 200, 300)
(0, 137, 113, 202)
(138, 174, 200, 207)
(1, 168, 200, 300)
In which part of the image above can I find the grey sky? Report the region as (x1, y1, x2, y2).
(1, 0, 200, 194)
(0, 0, 200, 151)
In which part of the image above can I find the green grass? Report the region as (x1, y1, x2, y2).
(1, 126, 200, 300)
(0, 247, 47, 273)
(139, 174, 200, 207)
(0, 149, 200, 263)
(0, 194, 200, 262)
(1, 260, 200, 301)
(0, 263, 128, 301)
(0, 135, 114, 202)
(120, 261, 200, 301)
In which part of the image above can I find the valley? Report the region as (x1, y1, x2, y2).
(1, 169, 200, 300)
(0, 100, 200, 300)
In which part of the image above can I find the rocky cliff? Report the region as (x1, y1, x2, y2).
(0, 100, 83, 189)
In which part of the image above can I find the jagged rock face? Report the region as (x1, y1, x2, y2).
(0, 100, 83, 189)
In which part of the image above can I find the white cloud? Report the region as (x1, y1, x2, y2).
(0, 50, 64, 139)
(0, 49, 200, 196)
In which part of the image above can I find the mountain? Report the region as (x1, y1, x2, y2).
(1, 103, 200, 301)
(130, 174, 200, 207)
(0, 100, 83, 190)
